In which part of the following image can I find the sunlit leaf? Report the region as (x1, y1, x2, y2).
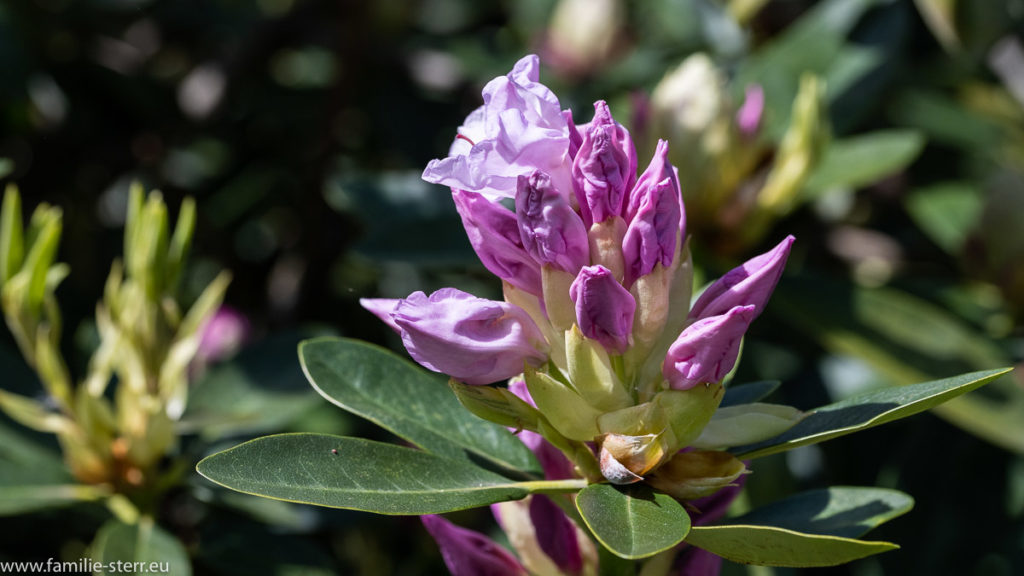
(197, 434, 533, 515)
(299, 338, 539, 476)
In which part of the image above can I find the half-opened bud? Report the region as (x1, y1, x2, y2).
(572, 101, 637, 226)
(392, 288, 548, 385)
(516, 171, 589, 275)
(569, 265, 636, 355)
(663, 305, 755, 390)
(622, 140, 684, 287)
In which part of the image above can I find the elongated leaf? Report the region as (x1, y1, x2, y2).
(733, 368, 1009, 459)
(0, 484, 109, 515)
(804, 130, 925, 195)
(576, 483, 691, 560)
(685, 525, 897, 567)
(299, 338, 539, 475)
(197, 434, 532, 515)
(727, 487, 913, 538)
(91, 519, 192, 576)
(720, 381, 781, 407)
(904, 182, 982, 254)
(774, 276, 1024, 453)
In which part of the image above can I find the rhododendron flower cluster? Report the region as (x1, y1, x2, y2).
(362, 55, 797, 575)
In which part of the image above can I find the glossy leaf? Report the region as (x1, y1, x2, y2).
(576, 483, 691, 560)
(774, 276, 1024, 453)
(733, 368, 1009, 459)
(197, 434, 535, 515)
(720, 381, 781, 407)
(299, 337, 539, 475)
(726, 487, 913, 538)
(685, 525, 897, 567)
(91, 519, 192, 576)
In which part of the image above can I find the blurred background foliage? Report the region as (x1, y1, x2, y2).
(0, 0, 1023, 574)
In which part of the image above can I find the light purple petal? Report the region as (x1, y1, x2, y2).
(688, 235, 795, 322)
(564, 109, 583, 159)
(393, 288, 548, 385)
(736, 84, 764, 137)
(516, 171, 589, 274)
(569, 265, 636, 354)
(663, 305, 756, 390)
(622, 140, 683, 287)
(530, 495, 583, 575)
(421, 515, 526, 576)
(571, 101, 638, 226)
(453, 190, 543, 296)
(360, 298, 402, 333)
(423, 55, 570, 200)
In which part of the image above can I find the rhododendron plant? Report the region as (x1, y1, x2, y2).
(197, 56, 1010, 575)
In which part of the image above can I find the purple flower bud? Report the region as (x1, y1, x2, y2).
(663, 305, 756, 390)
(392, 288, 548, 385)
(454, 190, 543, 296)
(569, 265, 636, 354)
(572, 101, 638, 226)
(688, 235, 795, 322)
(736, 84, 764, 137)
(421, 515, 526, 576)
(530, 495, 583, 575)
(622, 140, 684, 287)
(516, 171, 589, 274)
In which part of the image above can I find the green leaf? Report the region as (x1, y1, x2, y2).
(804, 130, 925, 195)
(91, 518, 192, 576)
(299, 338, 539, 475)
(685, 524, 897, 567)
(774, 276, 1024, 453)
(904, 182, 982, 254)
(0, 185, 24, 286)
(727, 487, 913, 538)
(720, 381, 781, 407)
(575, 483, 691, 560)
(197, 434, 533, 515)
(733, 368, 1009, 459)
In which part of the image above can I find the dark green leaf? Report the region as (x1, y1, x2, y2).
(299, 338, 539, 475)
(576, 483, 691, 560)
(720, 381, 781, 408)
(725, 487, 913, 538)
(91, 519, 192, 576)
(733, 368, 1010, 459)
(197, 434, 531, 515)
(685, 524, 897, 567)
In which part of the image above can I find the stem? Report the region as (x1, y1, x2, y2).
(518, 478, 589, 494)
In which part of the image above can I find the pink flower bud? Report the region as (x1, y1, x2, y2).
(622, 140, 684, 287)
(454, 190, 543, 296)
(569, 265, 636, 354)
(663, 305, 756, 390)
(391, 288, 548, 385)
(571, 101, 638, 226)
(736, 84, 765, 137)
(515, 171, 589, 274)
(688, 235, 795, 322)
(421, 515, 527, 576)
